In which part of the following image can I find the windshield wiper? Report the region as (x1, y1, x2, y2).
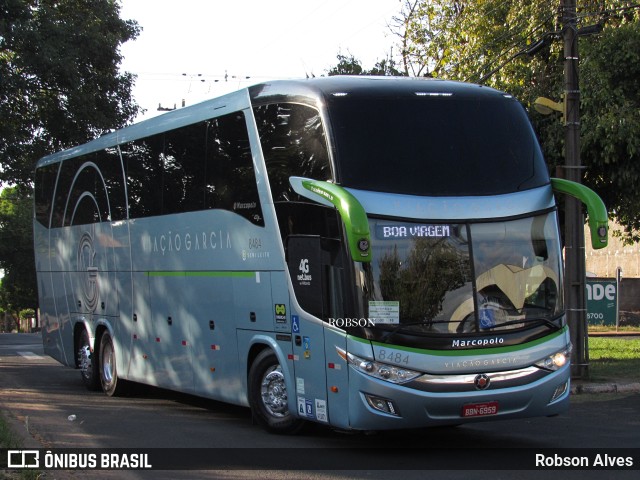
(480, 316, 562, 332)
(379, 319, 452, 344)
(378, 315, 562, 344)
(379, 315, 562, 343)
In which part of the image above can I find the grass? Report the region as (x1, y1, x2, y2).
(588, 325, 640, 333)
(587, 336, 640, 383)
(589, 325, 640, 335)
(0, 412, 22, 450)
(0, 411, 40, 480)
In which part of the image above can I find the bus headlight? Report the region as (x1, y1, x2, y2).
(336, 347, 422, 384)
(535, 345, 572, 371)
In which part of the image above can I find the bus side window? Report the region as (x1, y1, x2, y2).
(121, 112, 263, 225)
(51, 157, 75, 227)
(162, 122, 208, 215)
(34, 163, 59, 228)
(204, 112, 264, 226)
(122, 133, 165, 218)
(49, 147, 125, 228)
(274, 202, 341, 242)
(253, 103, 332, 202)
(96, 148, 127, 222)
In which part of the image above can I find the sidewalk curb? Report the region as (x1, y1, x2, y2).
(571, 382, 640, 395)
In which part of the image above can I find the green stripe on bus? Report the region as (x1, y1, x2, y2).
(348, 326, 568, 357)
(145, 271, 255, 278)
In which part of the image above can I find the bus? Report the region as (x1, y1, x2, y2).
(33, 76, 608, 433)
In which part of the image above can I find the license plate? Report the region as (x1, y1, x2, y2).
(462, 401, 499, 418)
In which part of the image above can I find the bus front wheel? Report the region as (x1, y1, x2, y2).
(98, 331, 126, 396)
(248, 349, 304, 434)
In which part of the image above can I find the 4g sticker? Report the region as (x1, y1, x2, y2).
(297, 258, 312, 285)
(299, 258, 309, 274)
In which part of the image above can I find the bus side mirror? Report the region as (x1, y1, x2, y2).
(289, 177, 372, 262)
(551, 178, 608, 249)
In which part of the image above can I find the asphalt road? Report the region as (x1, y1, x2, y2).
(1, 332, 638, 480)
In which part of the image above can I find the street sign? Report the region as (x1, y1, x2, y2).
(585, 278, 617, 326)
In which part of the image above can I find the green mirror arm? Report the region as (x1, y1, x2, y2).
(551, 178, 608, 249)
(301, 180, 372, 262)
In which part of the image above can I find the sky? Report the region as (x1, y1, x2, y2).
(118, 0, 401, 121)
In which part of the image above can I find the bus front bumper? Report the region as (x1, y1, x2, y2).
(345, 364, 571, 431)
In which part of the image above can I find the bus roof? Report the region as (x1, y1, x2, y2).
(249, 76, 508, 105)
(36, 76, 509, 168)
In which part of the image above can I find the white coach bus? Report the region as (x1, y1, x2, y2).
(33, 77, 608, 433)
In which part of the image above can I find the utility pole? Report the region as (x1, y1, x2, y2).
(559, 0, 589, 378)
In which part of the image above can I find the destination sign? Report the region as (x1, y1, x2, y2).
(375, 224, 452, 240)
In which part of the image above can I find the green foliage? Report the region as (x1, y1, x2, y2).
(326, 53, 365, 76)
(326, 53, 405, 76)
(367, 57, 406, 76)
(0, 186, 37, 314)
(581, 20, 640, 242)
(0, 1, 141, 314)
(0, 0, 141, 185)
(0, 410, 23, 448)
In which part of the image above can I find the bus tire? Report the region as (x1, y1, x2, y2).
(248, 349, 305, 434)
(98, 331, 127, 396)
(78, 328, 100, 391)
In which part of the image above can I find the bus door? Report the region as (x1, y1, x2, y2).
(287, 235, 347, 426)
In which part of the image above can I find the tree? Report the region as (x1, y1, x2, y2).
(390, 0, 469, 77)
(0, 186, 37, 321)
(326, 53, 365, 76)
(0, 0, 141, 185)
(391, 0, 562, 95)
(367, 56, 406, 76)
(326, 52, 405, 76)
(581, 19, 640, 242)
(393, 0, 640, 241)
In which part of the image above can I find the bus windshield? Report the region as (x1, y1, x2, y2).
(328, 92, 548, 196)
(359, 212, 563, 335)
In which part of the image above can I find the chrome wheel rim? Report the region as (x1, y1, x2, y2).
(78, 345, 92, 380)
(102, 341, 115, 385)
(260, 365, 288, 417)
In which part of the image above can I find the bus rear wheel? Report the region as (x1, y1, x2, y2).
(78, 329, 100, 391)
(248, 349, 304, 434)
(98, 331, 127, 396)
